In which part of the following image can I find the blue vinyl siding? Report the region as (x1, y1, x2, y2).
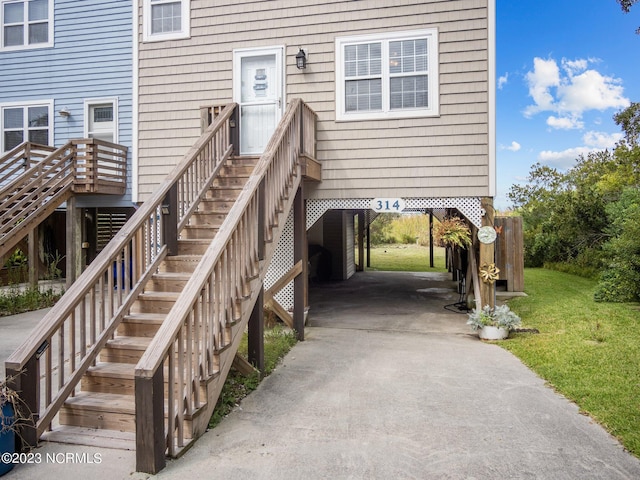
(0, 0, 133, 207)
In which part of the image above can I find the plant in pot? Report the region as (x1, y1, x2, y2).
(1, 374, 29, 476)
(467, 304, 522, 340)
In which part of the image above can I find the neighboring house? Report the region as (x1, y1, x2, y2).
(0, 0, 134, 269)
(135, 0, 495, 297)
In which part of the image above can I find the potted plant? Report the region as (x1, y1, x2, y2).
(1, 374, 28, 477)
(467, 304, 522, 340)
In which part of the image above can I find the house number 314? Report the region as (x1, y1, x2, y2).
(371, 198, 406, 213)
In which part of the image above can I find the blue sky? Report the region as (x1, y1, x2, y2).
(496, 0, 640, 209)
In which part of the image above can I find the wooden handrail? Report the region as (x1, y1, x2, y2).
(4, 104, 237, 442)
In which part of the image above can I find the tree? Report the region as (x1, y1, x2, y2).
(617, 0, 640, 33)
(509, 102, 640, 301)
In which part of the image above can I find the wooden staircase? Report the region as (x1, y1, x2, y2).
(5, 100, 318, 474)
(43, 156, 258, 448)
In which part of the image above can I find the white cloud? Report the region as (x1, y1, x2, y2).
(546, 115, 583, 130)
(537, 130, 622, 170)
(498, 73, 509, 90)
(582, 130, 623, 148)
(538, 147, 592, 170)
(506, 141, 521, 151)
(524, 57, 630, 129)
(524, 58, 560, 116)
(561, 58, 588, 76)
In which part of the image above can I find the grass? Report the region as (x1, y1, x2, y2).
(503, 268, 640, 457)
(0, 286, 62, 317)
(209, 324, 297, 428)
(368, 244, 447, 272)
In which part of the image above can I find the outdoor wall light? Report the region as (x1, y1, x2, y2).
(58, 107, 71, 117)
(296, 48, 307, 70)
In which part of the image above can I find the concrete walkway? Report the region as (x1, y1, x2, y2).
(3, 271, 640, 479)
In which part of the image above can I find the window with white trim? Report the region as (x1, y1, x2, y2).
(1, 0, 52, 50)
(335, 29, 439, 121)
(143, 0, 190, 42)
(1, 102, 52, 152)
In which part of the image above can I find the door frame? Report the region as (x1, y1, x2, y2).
(232, 45, 285, 155)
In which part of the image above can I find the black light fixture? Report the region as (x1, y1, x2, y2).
(296, 48, 307, 70)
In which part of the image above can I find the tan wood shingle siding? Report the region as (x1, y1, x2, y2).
(137, 0, 491, 201)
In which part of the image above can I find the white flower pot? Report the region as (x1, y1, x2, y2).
(478, 325, 509, 340)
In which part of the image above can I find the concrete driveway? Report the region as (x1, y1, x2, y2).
(3, 271, 640, 479)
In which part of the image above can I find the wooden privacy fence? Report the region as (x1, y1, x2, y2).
(4, 105, 235, 447)
(135, 99, 315, 472)
(494, 216, 524, 292)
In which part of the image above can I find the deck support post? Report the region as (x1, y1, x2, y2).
(478, 197, 495, 309)
(293, 185, 306, 341)
(357, 211, 365, 271)
(65, 195, 81, 289)
(429, 210, 435, 268)
(248, 286, 265, 374)
(28, 227, 38, 287)
(135, 367, 166, 474)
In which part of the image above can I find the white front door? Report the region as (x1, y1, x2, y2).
(233, 47, 284, 155)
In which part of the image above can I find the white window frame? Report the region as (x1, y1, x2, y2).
(335, 29, 439, 121)
(142, 0, 190, 42)
(84, 98, 119, 143)
(0, 0, 53, 51)
(1, 99, 53, 152)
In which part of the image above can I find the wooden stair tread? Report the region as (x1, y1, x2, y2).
(178, 238, 211, 244)
(139, 291, 181, 300)
(86, 362, 134, 379)
(151, 271, 192, 280)
(123, 312, 166, 324)
(64, 392, 135, 414)
(41, 426, 136, 450)
(107, 336, 151, 350)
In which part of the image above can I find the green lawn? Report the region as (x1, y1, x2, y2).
(504, 269, 640, 457)
(368, 244, 447, 272)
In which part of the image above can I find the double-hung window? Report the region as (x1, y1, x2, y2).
(143, 0, 190, 42)
(1, 102, 52, 152)
(336, 29, 439, 121)
(1, 0, 52, 50)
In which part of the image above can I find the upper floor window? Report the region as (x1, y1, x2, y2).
(143, 0, 190, 42)
(1, 101, 52, 152)
(335, 29, 439, 121)
(1, 0, 52, 51)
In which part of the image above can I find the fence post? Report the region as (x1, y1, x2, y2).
(135, 368, 166, 474)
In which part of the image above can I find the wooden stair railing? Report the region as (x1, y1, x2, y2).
(4, 104, 237, 449)
(0, 139, 128, 261)
(135, 99, 316, 473)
